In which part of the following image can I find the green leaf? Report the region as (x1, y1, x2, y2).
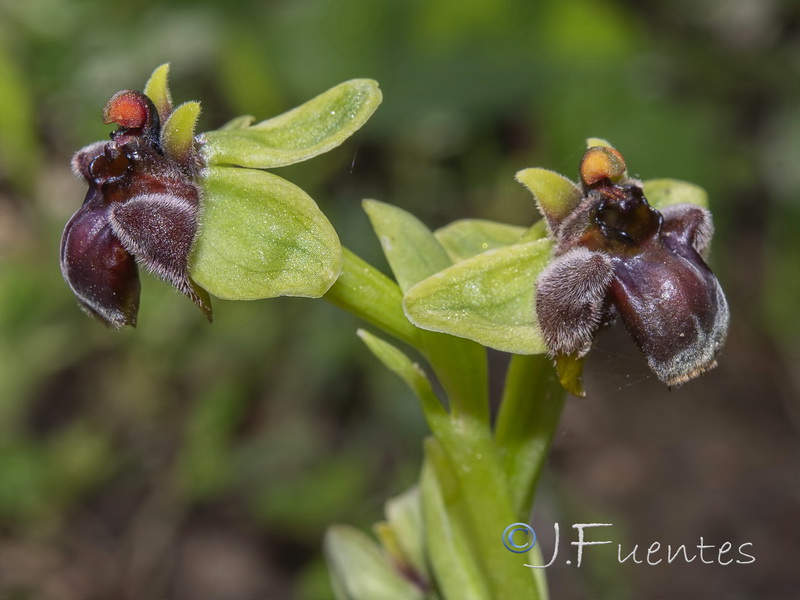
(325, 525, 426, 600)
(356, 329, 447, 435)
(643, 178, 709, 210)
(143, 63, 173, 122)
(403, 240, 552, 354)
(201, 79, 382, 168)
(191, 166, 342, 299)
(434, 219, 527, 263)
(515, 168, 581, 230)
(363, 200, 452, 293)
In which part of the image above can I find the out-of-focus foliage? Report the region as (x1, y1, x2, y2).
(0, 0, 797, 599)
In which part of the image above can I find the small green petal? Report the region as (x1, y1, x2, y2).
(364, 199, 452, 293)
(143, 63, 173, 122)
(586, 136, 614, 149)
(403, 240, 553, 355)
(161, 101, 200, 165)
(433, 219, 527, 263)
(515, 168, 581, 230)
(643, 178, 709, 210)
(201, 79, 382, 168)
(218, 114, 255, 130)
(325, 525, 426, 600)
(191, 166, 342, 300)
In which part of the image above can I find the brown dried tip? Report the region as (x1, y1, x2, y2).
(580, 146, 626, 187)
(103, 90, 150, 129)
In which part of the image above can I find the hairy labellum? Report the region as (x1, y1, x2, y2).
(61, 89, 211, 327)
(535, 147, 729, 386)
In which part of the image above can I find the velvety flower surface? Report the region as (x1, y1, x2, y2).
(61, 89, 211, 327)
(535, 146, 729, 386)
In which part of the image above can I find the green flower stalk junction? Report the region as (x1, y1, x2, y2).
(60, 65, 728, 600)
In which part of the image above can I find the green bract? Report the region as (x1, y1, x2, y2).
(191, 167, 342, 299)
(374, 486, 430, 588)
(200, 79, 382, 168)
(324, 525, 426, 600)
(434, 219, 528, 263)
(363, 200, 452, 293)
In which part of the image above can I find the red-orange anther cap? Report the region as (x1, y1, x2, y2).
(102, 90, 150, 129)
(580, 146, 627, 187)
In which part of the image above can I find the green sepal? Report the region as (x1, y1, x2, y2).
(433, 219, 527, 263)
(325, 525, 426, 600)
(643, 178, 709, 210)
(143, 63, 173, 122)
(403, 240, 552, 355)
(191, 166, 342, 300)
(363, 200, 452, 293)
(161, 101, 201, 165)
(201, 79, 382, 168)
(515, 168, 581, 231)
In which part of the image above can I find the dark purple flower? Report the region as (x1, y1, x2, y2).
(61, 90, 211, 327)
(535, 147, 729, 386)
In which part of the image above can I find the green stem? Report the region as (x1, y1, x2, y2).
(432, 423, 540, 600)
(325, 247, 420, 347)
(494, 354, 566, 519)
(327, 247, 489, 427)
(420, 334, 489, 425)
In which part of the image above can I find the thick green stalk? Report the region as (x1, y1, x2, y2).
(420, 333, 489, 426)
(495, 354, 566, 519)
(325, 247, 420, 348)
(434, 420, 541, 599)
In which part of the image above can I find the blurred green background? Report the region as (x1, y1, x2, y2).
(0, 0, 798, 598)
